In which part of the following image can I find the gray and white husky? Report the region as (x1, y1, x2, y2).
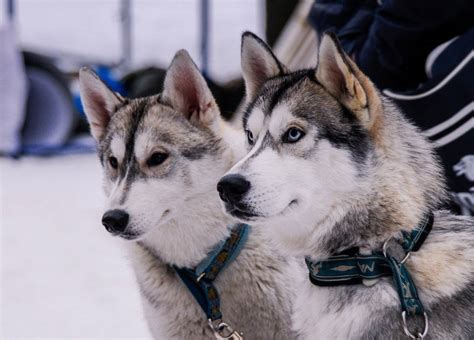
(218, 32, 474, 339)
(79, 50, 297, 339)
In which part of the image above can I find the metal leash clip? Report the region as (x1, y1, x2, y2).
(209, 319, 243, 340)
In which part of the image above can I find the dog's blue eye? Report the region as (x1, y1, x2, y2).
(109, 156, 118, 169)
(147, 152, 169, 167)
(283, 127, 305, 143)
(246, 130, 255, 145)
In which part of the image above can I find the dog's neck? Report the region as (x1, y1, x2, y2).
(138, 120, 245, 268)
(303, 108, 446, 261)
(140, 191, 234, 268)
(276, 164, 438, 261)
(304, 197, 426, 261)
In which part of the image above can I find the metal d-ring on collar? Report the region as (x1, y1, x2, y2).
(383, 237, 410, 264)
(174, 223, 250, 339)
(402, 311, 429, 340)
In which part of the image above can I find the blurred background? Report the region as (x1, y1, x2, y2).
(1, 0, 472, 338)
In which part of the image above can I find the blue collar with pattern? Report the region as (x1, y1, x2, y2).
(174, 223, 250, 339)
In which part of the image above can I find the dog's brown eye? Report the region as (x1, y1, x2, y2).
(147, 152, 168, 167)
(283, 127, 305, 143)
(246, 130, 254, 145)
(109, 156, 118, 169)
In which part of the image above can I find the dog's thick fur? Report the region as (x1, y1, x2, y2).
(79, 51, 298, 339)
(220, 32, 474, 339)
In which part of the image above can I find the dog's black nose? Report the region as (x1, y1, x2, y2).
(217, 174, 251, 203)
(102, 209, 129, 234)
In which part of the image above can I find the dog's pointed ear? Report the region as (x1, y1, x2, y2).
(241, 31, 285, 102)
(79, 67, 123, 142)
(162, 49, 219, 127)
(316, 32, 382, 131)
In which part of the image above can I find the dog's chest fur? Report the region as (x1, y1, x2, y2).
(293, 213, 474, 340)
(294, 277, 399, 339)
(128, 229, 299, 340)
(294, 280, 474, 340)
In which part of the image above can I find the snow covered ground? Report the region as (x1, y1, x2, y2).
(1, 1, 264, 338)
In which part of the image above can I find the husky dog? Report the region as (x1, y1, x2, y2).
(79, 50, 297, 339)
(217, 32, 474, 339)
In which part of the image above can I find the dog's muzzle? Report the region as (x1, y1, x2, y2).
(217, 174, 250, 204)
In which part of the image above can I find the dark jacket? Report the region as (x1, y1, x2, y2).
(308, 0, 473, 90)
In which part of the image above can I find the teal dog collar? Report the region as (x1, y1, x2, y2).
(174, 223, 250, 339)
(306, 212, 434, 339)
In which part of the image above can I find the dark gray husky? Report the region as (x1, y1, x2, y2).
(79, 50, 298, 339)
(217, 32, 474, 339)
